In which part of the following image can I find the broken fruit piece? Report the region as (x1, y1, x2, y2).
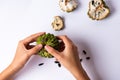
(88, 0, 110, 20)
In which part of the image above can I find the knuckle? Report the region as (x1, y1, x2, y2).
(33, 46, 39, 51)
(63, 35, 67, 38)
(60, 35, 67, 39)
(36, 46, 40, 50)
(69, 44, 77, 49)
(49, 48, 55, 54)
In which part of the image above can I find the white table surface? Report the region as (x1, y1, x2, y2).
(0, 0, 120, 80)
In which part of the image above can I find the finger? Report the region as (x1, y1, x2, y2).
(57, 35, 73, 47)
(29, 44, 43, 56)
(45, 45, 61, 59)
(23, 32, 45, 45)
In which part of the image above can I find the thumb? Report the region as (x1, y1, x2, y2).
(45, 45, 61, 59)
(29, 44, 43, 56)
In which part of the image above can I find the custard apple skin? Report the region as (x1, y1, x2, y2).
(36, 33, 60, 58)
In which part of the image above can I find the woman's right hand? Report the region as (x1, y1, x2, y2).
(45, 35, 90, 80)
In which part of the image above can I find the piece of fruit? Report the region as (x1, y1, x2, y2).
(59, 0, 78, 12)
(88, 0, 110, 20)
(51, 16, 64, 31)
(36, 33, 60, 58)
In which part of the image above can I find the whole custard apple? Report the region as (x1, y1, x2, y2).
(36, 33, 60, 58)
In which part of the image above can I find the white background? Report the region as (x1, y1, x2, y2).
(0, 0, 120, 80)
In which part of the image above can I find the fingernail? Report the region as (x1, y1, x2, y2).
(45, 45, 49, 49)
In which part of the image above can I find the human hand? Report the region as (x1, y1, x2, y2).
(11, 32, 44, 70)
(0, 32, 45, 80)
(45, 35, 90, 80)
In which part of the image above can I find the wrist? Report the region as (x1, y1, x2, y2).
(70, 64, 90, 80)
(0, 63, 21, 80)
(10, 62, 24, 72)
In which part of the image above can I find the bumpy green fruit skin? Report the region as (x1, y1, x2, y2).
(36, 33, 60, 58)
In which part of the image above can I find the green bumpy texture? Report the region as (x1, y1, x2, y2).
(36, 33, 60, 58)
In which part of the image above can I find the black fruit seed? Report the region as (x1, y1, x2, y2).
(80, 59, 83, 62)
(38, 63, 44, 66)
(83, 50, 87, 55)
(58, 63, 61, 67)
(86, 57, 90, 60)
(54, 61, 60, 63)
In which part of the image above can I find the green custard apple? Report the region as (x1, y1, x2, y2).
(36, 33, 60, 58)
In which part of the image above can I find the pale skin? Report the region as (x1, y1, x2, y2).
(0, 32, 90, 80)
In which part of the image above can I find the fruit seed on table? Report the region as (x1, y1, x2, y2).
(38, 63, 44, 66)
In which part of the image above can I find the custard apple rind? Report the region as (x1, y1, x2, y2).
(36, 33, 60, 58)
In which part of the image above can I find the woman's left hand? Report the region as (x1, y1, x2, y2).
(11, 32, 44, 69)
(0, 32, 44, 80)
